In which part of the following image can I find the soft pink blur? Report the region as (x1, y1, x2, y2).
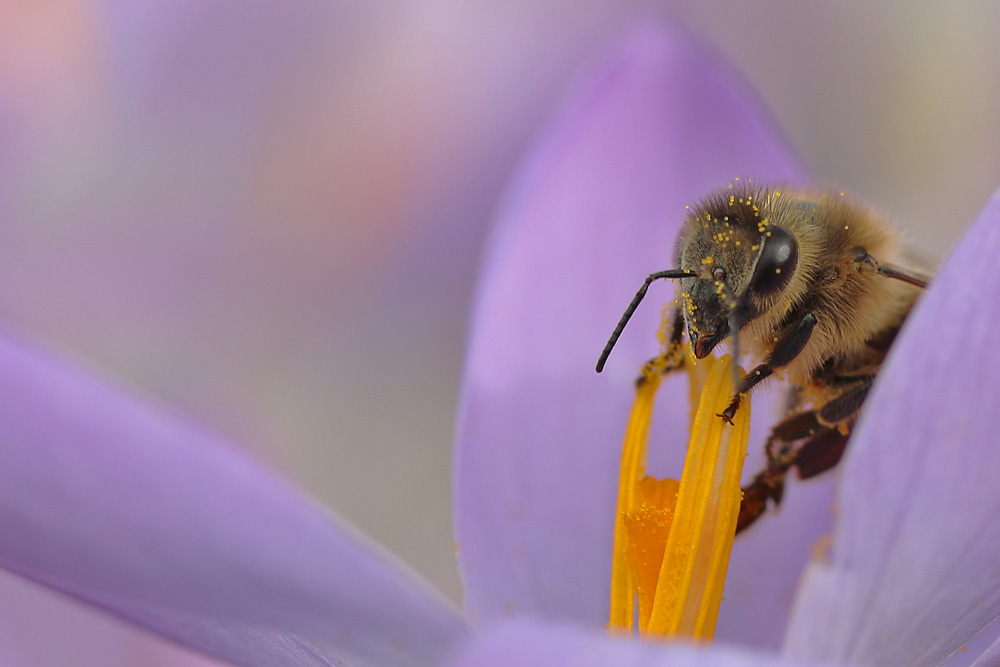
(1, 1, 999, 664)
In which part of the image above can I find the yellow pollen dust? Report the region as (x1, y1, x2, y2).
(609, 351, 751, 641)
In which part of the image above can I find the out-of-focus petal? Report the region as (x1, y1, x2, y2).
(455, 21, 816, 646)
(0, 335, 465, 667)
(0, 568, 226, 667)
(444, 617, 841, 667)
(784, 188, 1000, 665)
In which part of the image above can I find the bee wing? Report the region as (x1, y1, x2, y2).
(877, 262, 932, 288)
(886, 243, 936, 287)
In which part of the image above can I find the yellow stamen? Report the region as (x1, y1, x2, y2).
(623, 476, 678, 628)
(609, 353, 751, 641)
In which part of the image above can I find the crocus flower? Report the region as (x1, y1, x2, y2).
(1, 21, 999, 667)
(455, 22, 1000, 665)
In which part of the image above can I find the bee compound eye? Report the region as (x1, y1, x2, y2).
(751, 225, 798, 297)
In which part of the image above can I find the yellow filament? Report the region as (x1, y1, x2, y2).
(608, 354, 751, 641)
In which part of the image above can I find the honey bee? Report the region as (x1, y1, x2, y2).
(596, 182, 929, 533)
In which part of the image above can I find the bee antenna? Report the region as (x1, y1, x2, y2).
(596, 269, 695, 372)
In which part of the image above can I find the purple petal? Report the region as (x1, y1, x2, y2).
(0, 335, 464, 667)
(969, 628, 1000, 667)
(784, 188, 1000, 665)
(950, 620, 1000, 667)
(455, 22, 819, 645)
(0, 568, 225, 667)
(445, 617, 841, 667)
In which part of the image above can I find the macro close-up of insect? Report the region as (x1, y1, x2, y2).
(597, 181, 930, 533)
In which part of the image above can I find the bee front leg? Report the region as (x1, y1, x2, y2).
(636, 308, 687, 388)
(719, 312, 817, 423)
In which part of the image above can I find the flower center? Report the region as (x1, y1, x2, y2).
(609, 351, 750, 640)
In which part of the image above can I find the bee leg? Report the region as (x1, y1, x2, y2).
(636, 308, 687, 388)
(737, 467, 787, 534)
(794, 427, 849, 480)
(795, 378, 874, 478)
(738, 379, 876, 532)
(739, 424, 848, 534)
(817, 378, 873, 426)
(720, 312, 817, 423)
(737, 409, 821, 533)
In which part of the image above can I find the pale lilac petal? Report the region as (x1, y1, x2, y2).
(969, 627, 1000, 667)
(784, 188, 1000, 665)
(950, 620, 1000, 667)
(715, 474, 837, 649)
(0, 335, 464, 667)
(455, 22, 817, 646)
(445, 617, 841, 667)
(0, 568, 225, 667)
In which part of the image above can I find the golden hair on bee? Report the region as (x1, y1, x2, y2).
(597, 181, 929, 532)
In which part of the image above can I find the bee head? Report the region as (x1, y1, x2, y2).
(678, 190, 798, 358)
(595, 184, 799, 373)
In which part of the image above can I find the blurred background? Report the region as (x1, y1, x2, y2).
(1, 1, 998, 664)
